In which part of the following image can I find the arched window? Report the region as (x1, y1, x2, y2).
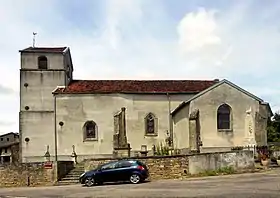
(145, 113, 158, 135)
(83, 121, 98, 141)
(217, 104, 231, 130)
(38, 56, 48, 69)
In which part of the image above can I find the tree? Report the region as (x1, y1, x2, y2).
(267, 112, 280, 142)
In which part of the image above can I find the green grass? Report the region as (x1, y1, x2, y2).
(198, 166, 235, 176)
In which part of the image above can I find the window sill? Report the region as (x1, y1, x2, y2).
(83, 138, 98, 142)
(218, 129, 233, 133)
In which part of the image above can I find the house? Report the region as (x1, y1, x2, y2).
(19, 46, 272, 163)
(0, 132, 20, 164)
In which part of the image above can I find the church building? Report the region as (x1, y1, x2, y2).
(19, 46, 272, 163)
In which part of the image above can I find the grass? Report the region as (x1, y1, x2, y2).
(197, 166, 236, 176)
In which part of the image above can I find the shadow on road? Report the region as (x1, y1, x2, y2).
(81, 180, 151, 187)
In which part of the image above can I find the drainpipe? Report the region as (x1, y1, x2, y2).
(54, 94, 58, 162)
(167, 93, 174, 149)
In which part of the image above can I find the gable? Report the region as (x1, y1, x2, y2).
(172, 79, 267, 116)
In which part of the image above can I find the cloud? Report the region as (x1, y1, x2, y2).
(0, 0, 280, 133)
(177, 8, 221, 53)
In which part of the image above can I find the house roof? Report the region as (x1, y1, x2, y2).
(19, 47, 68, 53)
(171, 79, 268, 116)
(0, 132, 19, 138)
(52, 80, 218, 94)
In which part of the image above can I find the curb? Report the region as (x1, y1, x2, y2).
(154, 169, 279, 183)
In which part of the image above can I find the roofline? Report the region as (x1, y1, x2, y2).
(171, 79, 264, 116)
(52, 91, 201, 95)
(62, 47, 69, 54)
(0, 132, 19, 138)
(19, 47, 67, 53)
(52, 86, 66, 94)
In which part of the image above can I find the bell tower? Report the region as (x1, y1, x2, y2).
(19, 46, 73, 162)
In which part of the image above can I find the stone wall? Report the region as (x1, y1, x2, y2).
(0, 162, 56, 187)
(85, 155, 189, 180)
(188, 150, 254, 174)
(84, 150, 254, 180)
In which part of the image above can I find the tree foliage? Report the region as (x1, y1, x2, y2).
(267, 112, 280, 142)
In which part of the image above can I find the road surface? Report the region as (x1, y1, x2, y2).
(0, 171, 280, 198)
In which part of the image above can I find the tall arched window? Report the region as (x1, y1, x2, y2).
(83, 121, 98, 141)
(217, 104, 231, 130)
(145, 113, 158, 135)
(38, 56, 48, 69)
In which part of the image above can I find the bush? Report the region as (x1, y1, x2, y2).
(154, 142, 170, 156)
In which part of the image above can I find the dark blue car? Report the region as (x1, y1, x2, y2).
(79, 159, 149, 187)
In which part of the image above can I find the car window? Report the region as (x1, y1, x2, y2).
(100, 162, 117, 170)
(116, 161, 132, 168)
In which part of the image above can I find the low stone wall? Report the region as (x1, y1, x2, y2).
(84, 150, 254, 180)
(0, 162, 56, 187)
(188, 150, 254, 174)
(85, 155, 189, 180)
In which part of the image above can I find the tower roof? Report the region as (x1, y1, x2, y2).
(19, 47, 68, 53)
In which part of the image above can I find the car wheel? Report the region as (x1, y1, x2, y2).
(129, 174, 141, 184)
(84, 177, 95, 187)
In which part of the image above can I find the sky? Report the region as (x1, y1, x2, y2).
(0, 0, 280, 134)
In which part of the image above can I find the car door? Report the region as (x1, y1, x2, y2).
(114, 161, 133, 182)
(99, 162, 118, 182)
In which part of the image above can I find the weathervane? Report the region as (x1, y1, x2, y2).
(33, 32, 37, 47)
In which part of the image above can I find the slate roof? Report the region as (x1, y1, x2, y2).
(53, 80, 218, 94)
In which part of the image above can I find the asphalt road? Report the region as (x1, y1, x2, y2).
(0, 171, 280, 198)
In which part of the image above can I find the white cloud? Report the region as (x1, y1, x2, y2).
(177, 8, 221, 53)
(0, 0, 280, 134)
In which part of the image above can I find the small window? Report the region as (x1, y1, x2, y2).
(144, 113, 158, 135)
(83, 120, 98, 141)
(4, 148, 7, 153)
(0, 138, 3, 141)
(217, 104, 232, 130)
(38, 56, 48, 69)
(7, 138, 9, 142)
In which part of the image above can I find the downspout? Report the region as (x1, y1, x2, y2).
(54, 94, 58, 162)
(167, 93, 174, 149)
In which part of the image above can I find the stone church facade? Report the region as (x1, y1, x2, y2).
(19, 47, 272, 163)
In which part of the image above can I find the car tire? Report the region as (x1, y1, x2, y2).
(129, 174, 141, 184)
(84, 177, 95, 187)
